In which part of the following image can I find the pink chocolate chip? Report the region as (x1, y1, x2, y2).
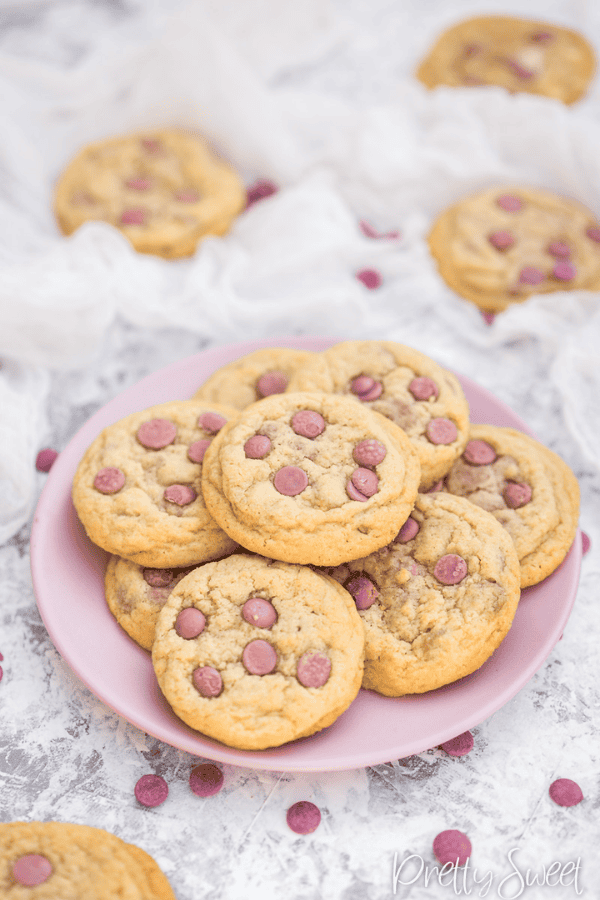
(242, 639, 277, 675)
(530, 31, 554, 42)
(193, 666, 223, 697)
(136, 418, 177, 449)
(143, 568, 174, 588)
(12, 855, 53, 887)
(120, 208, 147, 225)
(141, 138, 162, 153)
(345, 574, 380, 610)
(356, 269, 382, 289)
(94, 467, 125, 494)
(189, 763, 224, 797)
(36, 448, 58, 472)
(286, 801, 321, 834)
(174, 188, 200, 203)
(397, 516, 419, 543)
(463, 439, 497, 466)
(433, 830, 472, 867)
(246, 179, 278, 208)
(134, 774, 169, 808)
(297, 651, 331, 687)
(548, 240, 571, 258)
(549, 778, 584, 807)
(488, 230, 515, 251)
(256, 370, 288, 397)
(198, 411, 227, 433)
(409, 377, 439, 401)
(424, 478, 444, 493)
(359, 220, 400, 240)
(244, 434, 271, 458)
(292, 410, 326, 438)
(553, 261, 576, 282)
(0, 664, 3, 683)
(188, 438, 212, 463)
(582, 531, 591, 555)
(350, 467, 379, 498)
(440, 731, 474, 757)
(505, 57, 535, 79)
(519, 266, 545, 285)
(497, 194, 523, 212)
(273, 466, 308, 496)
(481, 310, 496, 325)
(164, 484, 197, 506)
(242, 597, 278, 628)
(434, 554, 468, 585)
(586, 225, 600, 242)
(175, 607, 206, 639)
(426, 418, 458, 445)
(353, 439, 387, 467)
(125, 177, 152, 190)
(504, 481, 532, 508)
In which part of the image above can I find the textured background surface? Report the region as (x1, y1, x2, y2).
(1, 1, 599, 898)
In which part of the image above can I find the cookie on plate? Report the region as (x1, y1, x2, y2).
(416, 15, 595, 105)
(152, 554, 365, 750)
(442, 425, 580, 587)
(193, 347, 315, 410)
(201, 391, 421, 566)
(72, 400, 240, 568)
(0, 821, 176, 899)
(287, 340, 469, 490)
(428, 185, 600, 313)
(105, 556, 206, 651)
(54, 128, 247, 259)
(324, 492, 521, 696)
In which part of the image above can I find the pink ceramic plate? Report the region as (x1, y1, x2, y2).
(31, 337, 582, 772)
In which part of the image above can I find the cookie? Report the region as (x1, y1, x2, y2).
(72, 400, 240, 567)
(104, 556, 206, 651)
(324, 492, 521, 696)
(151, 554, 365, 750)
(416, 15, 595, 105)
(0, 821, 176, 899)
(442, 425, 580, 587)
(201, 391, 421, 566)
(54, 128, 246, 259)
(428, 186, 600, 313)
(193, 347, 315, 410)
(287, 340, 469, 490)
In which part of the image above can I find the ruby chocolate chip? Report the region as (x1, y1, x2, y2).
(143, 568, 174, 588)
(433, 830, 472, 866)
(286, 800, 321, 834)
(503, 481, 532, 508)
(586, 225, 600, 242)
(434, 554, 468, 585)
(519, 266, 545, 285)
(242, 597, 278, 628)
(356, 268, 382, 289)
(496, 194, 524, 212)
(246, 179, 278, 208)
(488, 230, 515, 251)
(188, 438, 212, 463)
(164, 484, 197, 506)
(120, 208, 147, 225)
(193, 666, 223, 697)
(350, 375, 383, 402)
(409, 377, 439, 401)
(134, 774, 169, 808)
(397, 516, 419, 543)
(198, 411, 227, 433)
(125, 177, 152, 190)
(189, 763, 224, 797)
(174, 188, 200, 202)
(292, 410, 325, 438)
(273, 466, 308, 496)
(463, 439, 497, 466)
(547, 240, 571, 258)
(440, 730, 474, 757)
(344, 574, 380, 610)
(35, 448, 58, 472)
(426, 418, 458, 445)
(353, 439, 387, 467)
(136, 418, 177, 449)
(347, 467, 379, 502)
(175, 607, 206, 639)
(244, 434, 271, 459)
(12, 855, 53, 887)
(94, 467, 125, 494)
(242, 639, 277, 675)
(256, 370, 288, 398)
(296, 651, 331, 688)
(553, 261, 576, 282)
(549, 778, 583, 807)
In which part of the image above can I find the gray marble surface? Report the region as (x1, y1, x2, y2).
(1, 2, 600, 899)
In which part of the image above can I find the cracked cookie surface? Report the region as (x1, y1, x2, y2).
(72, 399, 240, 567)
(287, 341, 469, 489)
(201, 391, 421, 565)
(428, 185, 600, 312)
(324, 492, 521, 696)
(54, 128, 246, 259)
(0, 821, 176, 899)
(152, 554, 365, 749)
(416, 15, 595, 105)
(442, 425, 580, 586)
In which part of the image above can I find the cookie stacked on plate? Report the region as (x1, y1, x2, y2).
(71, 340, 580, 750)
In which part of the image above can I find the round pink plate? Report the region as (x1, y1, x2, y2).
(30, 336, 582, 772)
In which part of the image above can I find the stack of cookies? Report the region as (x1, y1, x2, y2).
(71, 340, 580, 750)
